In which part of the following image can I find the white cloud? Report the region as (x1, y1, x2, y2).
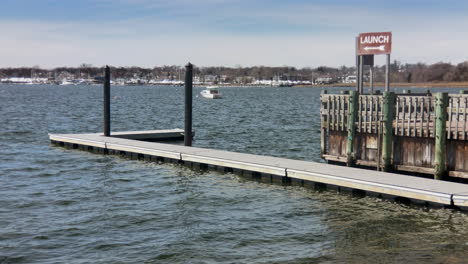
(1, 3, 468, 68)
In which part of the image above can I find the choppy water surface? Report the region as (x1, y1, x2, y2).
(1, 84, 468, 264)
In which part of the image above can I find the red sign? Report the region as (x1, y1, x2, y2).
(357, 32, 392, 55)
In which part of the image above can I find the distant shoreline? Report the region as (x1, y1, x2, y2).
(2, 82, 468, 89)
(300, 82, 468, 89)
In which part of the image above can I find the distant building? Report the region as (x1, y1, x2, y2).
(344, 75, 357, 83)
(315, 77, 334, 84)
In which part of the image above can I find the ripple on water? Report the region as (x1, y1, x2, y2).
(2, 85, 468, 263)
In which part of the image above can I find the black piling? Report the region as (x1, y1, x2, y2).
(184, 63, 193, 147)
(385, 54, 391, 92)
(103, 66, 111, 137)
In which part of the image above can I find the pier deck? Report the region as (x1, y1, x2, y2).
(49, 131, 468, 211)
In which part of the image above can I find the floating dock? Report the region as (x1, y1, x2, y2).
(49, 130, 468, 211)
(105, 129, 190, 141)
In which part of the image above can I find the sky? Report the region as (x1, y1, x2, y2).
(1, 0, 468, 68)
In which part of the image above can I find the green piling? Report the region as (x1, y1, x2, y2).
(434, 92, 448, 180)
(382, 92, 395, 172)
(320, 90, 328, 157)
(346, 91, 359, 166)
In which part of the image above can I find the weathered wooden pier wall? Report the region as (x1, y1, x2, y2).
(321, 90, 468, 180)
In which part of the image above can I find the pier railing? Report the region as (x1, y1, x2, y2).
(320, 91, 468, 180)
(358, 95, 384, 134)
(395, 95, 435, 138)
(447, 95, 468, 140)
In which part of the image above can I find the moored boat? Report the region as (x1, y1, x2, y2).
(200, 86, 222, 99)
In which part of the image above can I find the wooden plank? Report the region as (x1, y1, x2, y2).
(358, 96, 362, 132)
(456, 97, 460, 140)
(446, 141, 456, 172)
(327, 96, 331, 141)
(331, 95, 335, 130)
(393, 136, 401, 164)
(420, 97, 424, 137)
(337, 95, 341, 131)
(370, 96, 374, 134)
(464, 143, 468, 171)
(342, 95, 345, 131)
(365, 96, 369, 133)
(341, 95, 345, 131)
(426, 97, 432, 137)
(422, 139, 433, 167)
(321, 124, 326, 157)
(412, 97, 416, 137)
(432, 97, 436, 138)
(402, 97, 406, 137)
(455, 142, 464, 171)
(356, 159, 377, 167)
(328, 131, 335, 156)
(414, 140, 423, 167)
(335, 95, 338, 131)
(401, 137, 407, 165)
(407, 97, 411, 137)
(322, 154, 348, 163)
(449, 171, 468, 179)
(395, 165, 435, 174)
(464, 97, 467, 140)
(395, 97, 400, 135)
(407, 140, 415, 166)
(380, 96, 384, 128)
(448, 97, 453, 140)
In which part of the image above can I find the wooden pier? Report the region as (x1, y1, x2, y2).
(49, 131, 468, 211)
(321, 90, 468, 179)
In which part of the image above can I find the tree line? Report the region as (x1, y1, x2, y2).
(1, 61, 468, 83)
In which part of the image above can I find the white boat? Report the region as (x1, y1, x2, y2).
(60, 79, 74, 85)
(200, 86, 222, 99)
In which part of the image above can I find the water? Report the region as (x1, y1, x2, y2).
(1, 84, 468, 264)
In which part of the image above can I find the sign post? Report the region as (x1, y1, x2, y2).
(355, 37, 360, 93)
(363, 55, 374, 94)
(356, 32, 392, 92)
(385, 53, 390, 92)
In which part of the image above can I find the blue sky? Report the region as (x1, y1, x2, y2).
(1, 0, 468, 68)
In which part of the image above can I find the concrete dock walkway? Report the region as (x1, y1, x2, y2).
(49, 131, 468, 211)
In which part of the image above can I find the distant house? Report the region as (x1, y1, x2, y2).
(344, 75, 357, 83)
(315, 77, 334, 84)
(203, 75, 217, 83)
